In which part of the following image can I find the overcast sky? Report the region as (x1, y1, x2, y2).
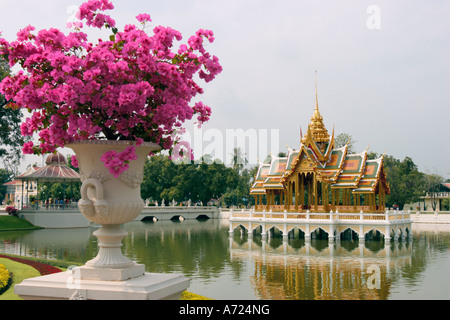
(1, 0, 449, 178)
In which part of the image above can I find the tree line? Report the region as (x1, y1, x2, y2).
(140, 151, 255, 207)
(339, 133, 447, 210)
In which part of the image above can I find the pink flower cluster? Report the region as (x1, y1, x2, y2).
(100, 145, 137, 178)
(0, 0, 222, 174)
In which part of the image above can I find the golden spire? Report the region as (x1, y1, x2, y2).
(315, 70, 319, 111)
(306, 71, 329, 143)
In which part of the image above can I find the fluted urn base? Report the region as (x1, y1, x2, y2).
(73, 224, 145, 281)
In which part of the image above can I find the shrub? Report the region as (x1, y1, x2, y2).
(0, 255, 61, 276)
(0, 263, 12, 295)
(5, 206, 18, 217)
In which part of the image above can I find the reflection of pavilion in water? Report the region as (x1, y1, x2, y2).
(229, 234, 412, 300)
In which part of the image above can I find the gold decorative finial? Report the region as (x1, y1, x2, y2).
(302, 71, 330, 144)
(315, 71, 319, 110)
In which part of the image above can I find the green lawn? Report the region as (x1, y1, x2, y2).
(0, 258, 41, 300)
(0, 216, 42, 231)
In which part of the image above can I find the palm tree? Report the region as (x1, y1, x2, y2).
(230, 147, 248, 173)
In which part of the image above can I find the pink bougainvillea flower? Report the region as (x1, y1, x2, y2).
(136, 13, 151, 23)
(22, 141, 34, 155)
(70, 155, 79, 168)
(100, 145, 137, 178)
(0, 0, 222, 175)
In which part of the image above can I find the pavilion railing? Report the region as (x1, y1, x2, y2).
(230, 208, 411, 222)
(254, 204, 383, 214)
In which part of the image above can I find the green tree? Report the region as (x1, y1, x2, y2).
(0, 168, 13, 202)
(141, 154, 241, 206)
(424, 173, 444, 211)
(0, 57, 27, 176)
(335, 133, 358, 153)
(383, 155, 425, 210)
(230, 147, 248, 173)
(141, 155, 178, 203)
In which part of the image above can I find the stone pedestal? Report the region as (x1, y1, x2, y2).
(14, 270, 190, 300)
(73, 264, 146, 281)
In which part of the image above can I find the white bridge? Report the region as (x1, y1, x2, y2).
(17, 206, 220, 228)
(136, 206, 220, 222)
(229, 209, 413, 243)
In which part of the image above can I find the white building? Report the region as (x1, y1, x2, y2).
(3, 167, 39, 209)
(405, 183, 450, 212)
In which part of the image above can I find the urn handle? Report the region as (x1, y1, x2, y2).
(78, 178, 109, 218)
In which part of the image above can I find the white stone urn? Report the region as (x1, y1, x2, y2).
(15, 140, 190, 299)
(67, 140, 160, 280)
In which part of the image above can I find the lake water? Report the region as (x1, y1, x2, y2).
(1, 219, 449, 300)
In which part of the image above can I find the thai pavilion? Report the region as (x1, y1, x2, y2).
(250, 89, 390, 214)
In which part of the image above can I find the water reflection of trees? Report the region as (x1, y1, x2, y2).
(230, 236, 413, 300)
(400, 224, 450, 286)
(122, 219, 239, 279)
(0, 228, 94, 263)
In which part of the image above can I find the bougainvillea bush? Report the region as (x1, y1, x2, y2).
(5, 206, 18, 216)
(0, 0, 222, 177)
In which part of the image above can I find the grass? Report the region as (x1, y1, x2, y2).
(0, 258, 41, 300)
(0, 216, 42, 232)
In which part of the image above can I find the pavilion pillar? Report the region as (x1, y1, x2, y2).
(26, 181, 29, 209)
(369, 193, 374, 211)
(313, 173, 318, 211)
(290, 181, 293, 207)
(331, 188, 335, 212)
(321, 182, 326, 212)
(21, 181, 24, 210)
(286, 181, 292, 209)
(280, 189, 284, 207)
(295, 173, 299, 211)
(379, 183, 385, 212)
(308, 176, 312, 210)
(300, 174, 304, 211)
(283, 187, 288, 210)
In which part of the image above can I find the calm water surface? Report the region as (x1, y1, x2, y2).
(1, 219, 449, 300)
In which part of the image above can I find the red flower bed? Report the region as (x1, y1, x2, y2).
(0, 255, 62, 276)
